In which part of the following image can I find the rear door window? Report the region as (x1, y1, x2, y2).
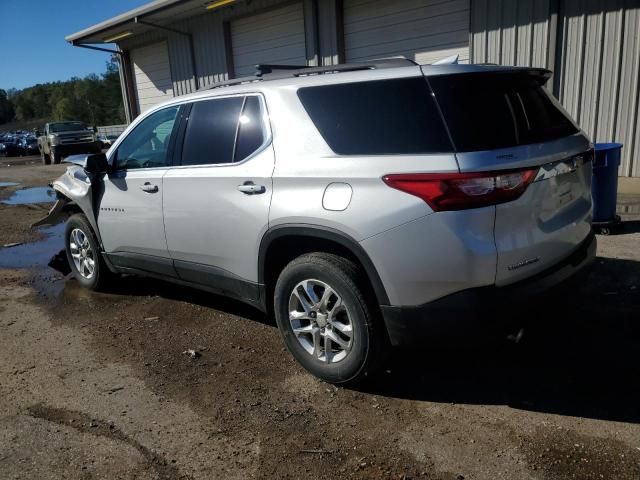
(181, 97, 244, 166)
(297, 77, 453, 155)
(181, 95, 266, 166)
(429, 72, 578, 152)
(234, 96, 265, 162)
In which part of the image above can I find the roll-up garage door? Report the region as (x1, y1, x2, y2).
(343, 0, 470, 65)
(131, 41, 174, 113)
(230, 2, 307, 77)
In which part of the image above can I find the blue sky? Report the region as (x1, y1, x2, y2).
(0, 0, 147, 91)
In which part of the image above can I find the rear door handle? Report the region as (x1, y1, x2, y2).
(140, 182, 159, 193)
(237, 182, 266, 195)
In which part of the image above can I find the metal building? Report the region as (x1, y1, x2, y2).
(67, 0, 640, 177)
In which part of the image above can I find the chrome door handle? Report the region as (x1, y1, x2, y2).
(140, 183, 158, 193)
(237, 182, 266, 195)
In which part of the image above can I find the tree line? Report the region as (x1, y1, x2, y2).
(0, 60, 125, 128)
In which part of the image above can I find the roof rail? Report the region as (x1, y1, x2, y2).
(255, 64, 307, 76)
(201, 58, 418, 91)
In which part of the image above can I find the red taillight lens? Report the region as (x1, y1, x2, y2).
(382, 168, 538, 211)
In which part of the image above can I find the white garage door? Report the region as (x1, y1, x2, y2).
(131, 41, 174, 113)
(231, 2, 307, 77)
(344, 0, 470, 65)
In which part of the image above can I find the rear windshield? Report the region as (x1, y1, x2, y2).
(297, 77, 453, 155)
(429, 72, 578, 152)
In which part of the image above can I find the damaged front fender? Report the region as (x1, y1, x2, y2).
(32, 165, 104, 247)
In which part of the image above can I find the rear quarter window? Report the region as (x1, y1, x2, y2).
(297, 77, 453, 155)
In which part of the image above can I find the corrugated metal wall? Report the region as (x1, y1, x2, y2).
(230, 2, 307, 76)
(120, 0, 320, 92)
(471, 0, 554, 68)
(556, 0, 640, 177)
(471, 0, 640, 177)
(130, 41, 175, 113)
(343, 0, 470, 64)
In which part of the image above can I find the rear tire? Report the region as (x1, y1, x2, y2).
(51, 151, 62, 164)
(65, 213, 111, 291)
(274, 253, 387, 385)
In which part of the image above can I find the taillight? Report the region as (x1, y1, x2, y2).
(382, 168, 538, 212)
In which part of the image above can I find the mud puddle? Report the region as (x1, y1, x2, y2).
(1, 186, 55, 205)
(0, 223, 64, 268)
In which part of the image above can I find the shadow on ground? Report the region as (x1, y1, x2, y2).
(615, 219, 640, 233)
(91, 273, 271, 325)
(361, 255, 640, 424)
(68, 252, 640, 424)
(26, 216, 640, 426)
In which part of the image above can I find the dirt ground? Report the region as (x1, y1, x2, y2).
(1, 155, 639, 480)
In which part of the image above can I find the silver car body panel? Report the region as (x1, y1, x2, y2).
(360, 207, 497, 306)
(455, 133, 592, 288)
(454, 133, 590, 172)
(163, 146, 275, 282)
(41, 62, 594, 311)
(262, 84, 457, 242)
(97, 167, 170, 258)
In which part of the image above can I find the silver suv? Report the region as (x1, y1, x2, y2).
(39, 60, 596, 384)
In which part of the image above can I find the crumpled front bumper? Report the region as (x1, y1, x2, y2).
(32, 198, 69, 227)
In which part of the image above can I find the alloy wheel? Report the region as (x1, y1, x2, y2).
(288, 279, 354, 363)
(69, 228, 95, 279)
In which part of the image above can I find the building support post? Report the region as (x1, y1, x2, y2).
(335, 0, 346, 64)
(69, 42, 137, 123)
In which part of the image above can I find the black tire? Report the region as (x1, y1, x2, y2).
(64, 213, 111, 291)
(51, 151, 62, 164)
(274, 253, 388, 385)
(41, 149, 51, 165)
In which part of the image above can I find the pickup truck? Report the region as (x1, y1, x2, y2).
(38, 121, 102, 165)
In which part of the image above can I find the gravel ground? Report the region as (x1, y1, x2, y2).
(1, 155, 639, 479)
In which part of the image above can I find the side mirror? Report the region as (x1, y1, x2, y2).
(85, 153, 109, 174)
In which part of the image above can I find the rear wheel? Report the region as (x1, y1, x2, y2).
(274, 253, 387, 385)
(51, 150, 62, 164)
(41, 149, 51, 165)
(65, 214, 111, 291)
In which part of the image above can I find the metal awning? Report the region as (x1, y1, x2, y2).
(66, 0, 241, 45)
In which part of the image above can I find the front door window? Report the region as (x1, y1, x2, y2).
(115, 106, 179, 170)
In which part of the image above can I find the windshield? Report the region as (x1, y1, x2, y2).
(50, 122, 88, 133)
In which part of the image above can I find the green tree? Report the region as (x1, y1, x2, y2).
(52, 97, 75, 121)
(0, 89, 14, 123)
(1, 61, 125, 127)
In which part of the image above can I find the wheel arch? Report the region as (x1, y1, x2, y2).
(258, 225, 390, 310)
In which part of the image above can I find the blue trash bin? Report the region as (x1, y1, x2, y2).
(592, 142, 623, 234)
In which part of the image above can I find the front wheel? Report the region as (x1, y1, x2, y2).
(64, 214, 111, 291)
(51, 150, 62, 164)
(41, 149, 51, 165)
(274, 253, 387, 385)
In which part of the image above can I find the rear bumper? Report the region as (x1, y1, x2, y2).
(381, 231, 597, 346)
